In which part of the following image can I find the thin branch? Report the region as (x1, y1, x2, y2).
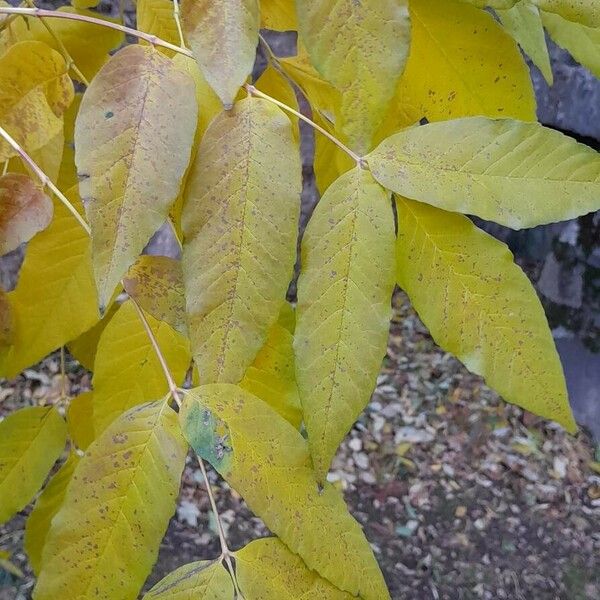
(244, 83, 363, 164)
(172, 0, 186, 50)
(0, 6, 194, 58)
(0, 124, 91, 235)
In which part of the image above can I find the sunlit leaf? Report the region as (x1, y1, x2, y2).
(368, 117, 600, 229)
(0, 173, 53, 255)
(0, 41, 73, 161)
(66, 391, 95, 451)
(394, 196, 577, 432)
(182, 97, 301, 385)
(181, 0, 260, 107)
(75, 44, 197, 310)
(0, 406, 67, 524)
(137, 0, 181, 55)
(180, 384, 390, 600)
(296, 0, 410, 153)
(34, 402, 187, 600)
(295, 168, 395, 480)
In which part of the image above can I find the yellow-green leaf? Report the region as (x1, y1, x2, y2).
(0, 191, 98, 378)
(395, 196, 577, 432)
(25, 452, 79, 575)
(57, 94, 82, 191)
(261, 0, 297, 30)
(0, 406, 67, 524)
(0, 40, 73, 161)
(295, 168, 395, 480)
(182, 97, 301, 385)
(0, 173, 53, 255)
(181, 0, 259, 107)
(137, 0, 180, 54)
(536, 0, 600, 27)
(91, 299, 191, 437)
(75, 44, 197, 310)
(66, 391, 95, 451)
(180, 384, 389, 600)
(542, 10, 600, 78)
(368, 117, 600, 230)
(235, 537, 354, 599)
(497, 1, 553, 84)
(296, 0, 410, 153)
(143, 560, 234, 599)
(34, 401, 187, 600)
(123, 255, 187, 334)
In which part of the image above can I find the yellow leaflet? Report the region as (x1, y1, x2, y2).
(0, 7, 123, 83)
(137, 0, 181, 56)
(71, 0, 99, 9)
(368, 118, 600, 230)
(182, 97, 301, 385)
(181, 0, 260, 107)
(144, 561, 234, 599)
(57, 94, 82, 191)
(497, 1, 553, 84)
(75, 45, 197, 309)
(66, 391, 95, 451)
(180, 384, 390, 600)
(0, 406, 67, 524)
(8, 128, 64, 187)
(123, 255, 187, 335)
(34, 402, 188, 600)
(235, 537, 354, 599)
(261, 0, 297, 30)
(91, 299, 191, 437)
(0, 174, 53, 255)
(0, 191, 98, 378)
(25, 452, 79, 575)
(542, 10, 600, 78)
(295, 168, 395, 481)
(0, 41, 73, 162)
(394, 196, 577, 432)
(296, 0, 410, 153)
(535, 0, 600, 27)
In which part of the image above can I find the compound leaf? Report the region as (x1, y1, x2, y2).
(34, 402, 187, 600)
(179, 384, 390, 600)
(181, 0, 259, 107)
(295, 168, 395, 481)
(75, 44, 197, 310)
(182, 97, 301, 385)
(0, 173, 53, 255)
(0, 406, 67, 524)
(296, 0, 410, 153)
(368, 117, 600, 229)
(143, 560, 234, 599)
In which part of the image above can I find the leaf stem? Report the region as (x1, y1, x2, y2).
(172, 0, 186, 50)
(244, 83, 362, 164)
(0, 124, 91, 235)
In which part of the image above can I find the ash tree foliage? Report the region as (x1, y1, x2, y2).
(0, 0, 600, 597)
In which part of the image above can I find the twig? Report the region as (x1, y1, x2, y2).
(0, 124, 91, 235)
(172, 0, 186, 50)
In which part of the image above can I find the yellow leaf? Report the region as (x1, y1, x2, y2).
(542, 10, 600, 78)
(0, 174, 53, 255)
(0, 406, 67, 524)
(240, 316, 302, 428)
(255, 63, 299, 134)
(180, 384, 390, 600)
(182, 97, 301, 385)
(123, 255, 187, 335)
(0, 40, 73, 162)
(261, 0, 297, 30)
(137, 0, 181, 56)
(34, 401, 188, 600)
(0, 8, 124, 83)
(143, 560, 234, 599)
(381, 0, 536, 134)
(235, 537, 354, 599)
(368, 117, 600, 230)
(0, 191, 98, 378)
(91, 299, 191, 436)
(295, 168, 395, 480)
(181, 0, 260, 107)
(25, 452, 79, 575)
(394, 196, 577, 432)
(66, 391, 95, 451)
(497, 1, 553, 84)
(71, 0, 99, 9)
(8, 128, 65, 186)
(296, 0, 410, 153)
(75, 44, 197, 310)
(57, 93, 82, 191)
(536, 0, 600, 27)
